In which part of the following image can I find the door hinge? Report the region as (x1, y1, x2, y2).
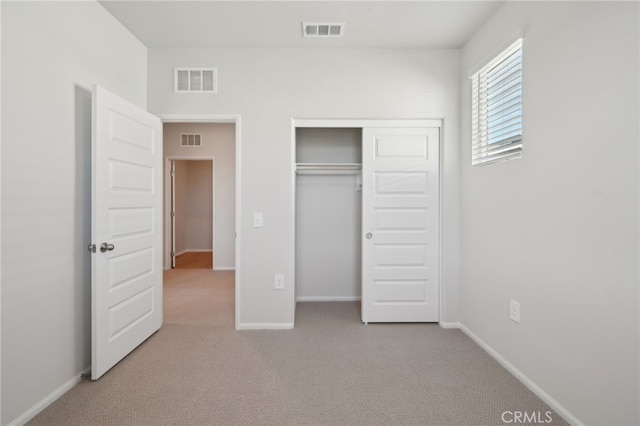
(171, 251, 176, 257)
(87, 244, 96, 253)
(171, 211, 176, 217)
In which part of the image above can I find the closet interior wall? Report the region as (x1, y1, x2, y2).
(295, 128, 363, 301)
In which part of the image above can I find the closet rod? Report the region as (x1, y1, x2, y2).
(296, 169, 361, 175)
(295, 163, 362, 175)
(296, 163, 361, 170)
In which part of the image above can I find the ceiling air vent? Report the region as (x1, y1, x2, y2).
(180, 133, 202, 147)
(175, 68, 217, 93)
(302, 22, 345, 38)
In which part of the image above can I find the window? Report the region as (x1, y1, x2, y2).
(471, 38, 523, 166)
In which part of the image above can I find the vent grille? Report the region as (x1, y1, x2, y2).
(302, 22, 344, 38)
(180, 133, 202, 147)
(175, 68, 217, 93)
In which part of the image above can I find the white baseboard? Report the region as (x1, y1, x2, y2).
(236, 322, 294, 330)
(458, 324, 584, 426)
(213, 266, 235, 271)
(176, 249, 213, 256)
(439, 321, 461, 329)
(296, 296, 361, 302)
(9, 366, 91, 426)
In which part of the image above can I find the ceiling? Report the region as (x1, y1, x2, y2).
(99, 1, 504, 49)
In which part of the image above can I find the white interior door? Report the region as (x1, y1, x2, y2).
(361, 127, 439, 323)
(171, 161, 176, 268)
(91, 85, 163, 380)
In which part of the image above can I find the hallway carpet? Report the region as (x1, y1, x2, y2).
(29, 269, 566, 425)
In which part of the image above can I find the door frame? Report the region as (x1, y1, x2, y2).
(166, 157, 216, 269)
(291, 118, 443, 325)
(160, 114, 242, 329)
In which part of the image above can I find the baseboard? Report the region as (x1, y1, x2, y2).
(439, 321, 461, 329)
(174, 249, 213, 257)
(458, 324, 584, 426)
(9, 366, 91, 426)
(213, 266, 235, 271)
(296, 296, 361, 302)
(236, 322, 294, 330)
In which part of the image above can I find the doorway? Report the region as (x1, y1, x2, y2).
(171, 159, 214, 269)
(162, 122, 237, 272)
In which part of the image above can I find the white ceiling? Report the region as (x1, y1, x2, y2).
(99, 1, 504, 49)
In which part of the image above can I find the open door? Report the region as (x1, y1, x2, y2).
(361, 127, 439, 323)
(170, 161, 176, 268)
(90, 85, 163, 380)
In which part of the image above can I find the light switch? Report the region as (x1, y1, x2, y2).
(253, 212, 264, 228)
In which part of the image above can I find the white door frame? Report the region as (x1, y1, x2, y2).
(166, 157, 216, 269)
(160, 114, 241, 330)
(291, 118, 444, 326)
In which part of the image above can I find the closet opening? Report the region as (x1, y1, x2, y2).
(293, 119, 441, 325)
(295, 128, 363, 304)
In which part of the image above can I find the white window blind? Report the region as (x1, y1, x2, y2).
(471, 38, 523, 166)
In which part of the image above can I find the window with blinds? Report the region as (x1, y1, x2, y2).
(471, 39, 523, 166)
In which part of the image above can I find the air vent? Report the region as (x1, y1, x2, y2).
(175, 68, 217, 93)
(302, 22, 345, 38)
(180, 133, 202, 147)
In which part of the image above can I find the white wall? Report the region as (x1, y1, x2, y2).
(172, 160, 213, 255)
(460, 2, 639, 424)
(163, 123, 236, 270)
(149, 48, 461, 327)
(1, 2, 147, 424)
(185, 161, 213, 252)
(296, 174, 361, 301)
(0, 2, 3, 422)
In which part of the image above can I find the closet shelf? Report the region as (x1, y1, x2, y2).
(296, 163, 362, 175)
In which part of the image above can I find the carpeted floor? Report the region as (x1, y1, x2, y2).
(29, 269, 567, 426)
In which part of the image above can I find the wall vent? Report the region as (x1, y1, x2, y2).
(302, 22, 345, 38)
(175, 68, 217, 93)
(180, 133, 203, 147)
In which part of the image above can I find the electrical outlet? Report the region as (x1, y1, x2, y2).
(274, 274, 284, 290)
(509, 299, 521, 323)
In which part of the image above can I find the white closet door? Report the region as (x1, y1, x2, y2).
(361, 127, 439, 323)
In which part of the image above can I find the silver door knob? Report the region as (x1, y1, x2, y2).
(100, 242, 115, 252)
(366, 233, 373, 239)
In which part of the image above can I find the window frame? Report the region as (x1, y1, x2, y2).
(470, 38, 523, 166)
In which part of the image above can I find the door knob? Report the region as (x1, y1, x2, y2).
(100, 242, 115, 253)
(366, 233, 373, 239)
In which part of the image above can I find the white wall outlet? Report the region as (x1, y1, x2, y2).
(253, 212, 264, 228)
(509, 299, 521, 323)
(274, 274, 284, 289)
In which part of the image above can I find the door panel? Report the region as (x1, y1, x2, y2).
(92, 85, 163, 380)
(362, 127, 439, 323)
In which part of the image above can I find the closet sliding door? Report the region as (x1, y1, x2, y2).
(361, 127, 439, 323)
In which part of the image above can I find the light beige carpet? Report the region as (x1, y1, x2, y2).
(28, 269, 567, 425)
